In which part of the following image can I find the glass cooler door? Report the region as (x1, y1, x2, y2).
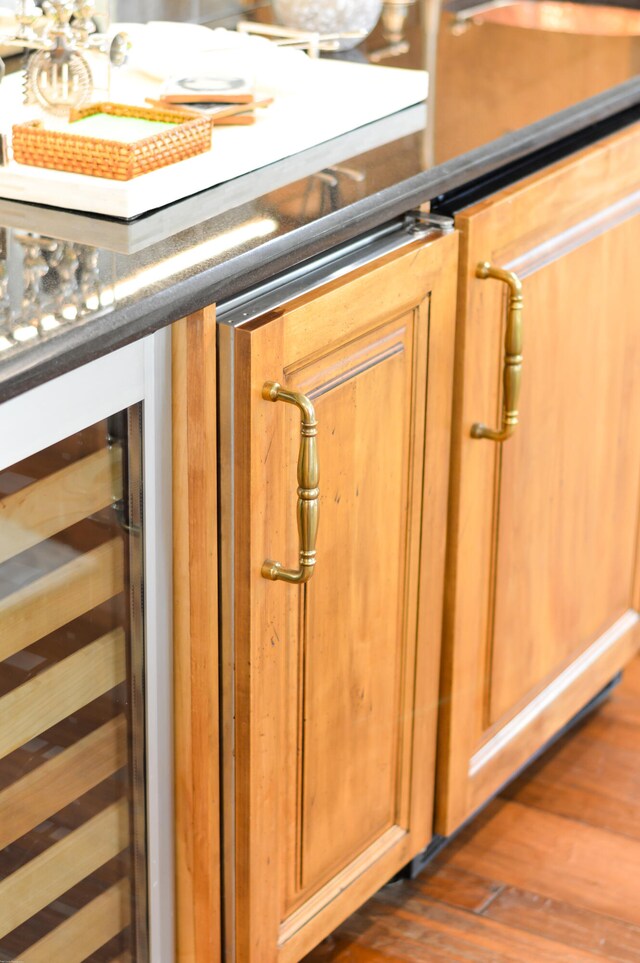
(0, 407, 148, 962)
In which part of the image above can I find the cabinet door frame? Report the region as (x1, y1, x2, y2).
(172, 308, 222, 963)
(219, 230, 458, 963)
(438, 123, 640, 835)
(0, 331, 175, 963)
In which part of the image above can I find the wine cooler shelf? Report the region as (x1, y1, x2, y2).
(0, 414, 147, 962)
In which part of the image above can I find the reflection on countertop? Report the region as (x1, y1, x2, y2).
(0, 229, 115, 356)
(432, 1, 640, 159)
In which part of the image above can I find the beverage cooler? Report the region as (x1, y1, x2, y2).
(0, 334, 173, 962)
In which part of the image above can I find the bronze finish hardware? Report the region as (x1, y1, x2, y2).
(262, 381, 319, 584)
(471, 262, 523, 442)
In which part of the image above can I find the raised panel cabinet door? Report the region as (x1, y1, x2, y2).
(438, 123, 640, 834)
(220, 231, 458, 963)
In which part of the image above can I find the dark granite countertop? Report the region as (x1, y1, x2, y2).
(0, 0, 639, 401)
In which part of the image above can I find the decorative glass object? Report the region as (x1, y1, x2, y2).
(0, 1, 129, 113)
(272, 0, 383, 49)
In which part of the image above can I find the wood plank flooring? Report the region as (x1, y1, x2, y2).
(303, 659, 640, 962)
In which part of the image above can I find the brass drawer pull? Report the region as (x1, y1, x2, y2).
(471, 262, 524, 443)
(261, 381, 319, 584)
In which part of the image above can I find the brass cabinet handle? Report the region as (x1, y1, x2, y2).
(261, 381, 319, 584)
(471, 262, 524, 443)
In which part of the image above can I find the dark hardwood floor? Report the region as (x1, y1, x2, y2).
(304, 657, 640, 962)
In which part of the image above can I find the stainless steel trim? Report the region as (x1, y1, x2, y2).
(143, 328, 175, 963)
(124, 402, 149, 963)
(217, 216, 442, 328)
(221, 323, 237, 963)
(411, 211, 455, 233)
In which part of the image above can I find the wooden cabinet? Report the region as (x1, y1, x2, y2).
(437, 123, 640, 834)
(219, 230, 458, 962)
(172, 309, 221, 963)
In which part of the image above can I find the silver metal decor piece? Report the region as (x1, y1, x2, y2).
(272, 0, 383, 49)
(0, 0, 130, 114)
(24, 44, 94, 114)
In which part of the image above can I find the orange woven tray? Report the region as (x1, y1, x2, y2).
(12, 102, 212, 181)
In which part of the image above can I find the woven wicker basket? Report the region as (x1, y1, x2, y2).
(12, 102, 212, 181)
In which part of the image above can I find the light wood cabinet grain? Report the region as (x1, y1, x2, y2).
(438, 123, 640, 834)
(172, 308, 221, 963)
(219, 231, 458, 962)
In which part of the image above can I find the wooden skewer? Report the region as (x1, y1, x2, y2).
(211, 114, 256, 126)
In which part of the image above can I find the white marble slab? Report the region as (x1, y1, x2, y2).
(0, 103, 427, 251)
(0, 58, 428, 219)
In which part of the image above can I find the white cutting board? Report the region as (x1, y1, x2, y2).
(0, 58, 427, 219)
